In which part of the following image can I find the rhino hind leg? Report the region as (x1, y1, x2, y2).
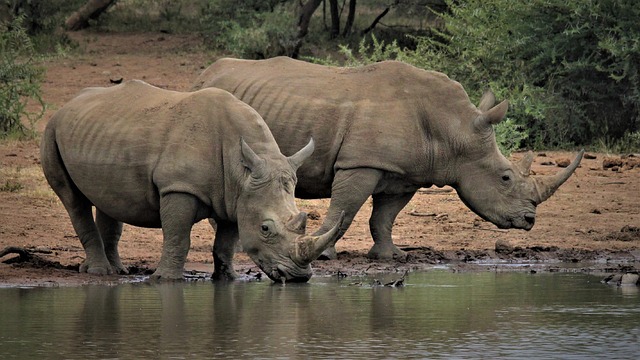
(314, 168, 383, 260)
(211, 221, 239, 281)
(41, 130, 112, 274)
(367, 192, 414, 260)
(66, 201, 112, 275)
(96, 209, 127, 274)
(152, 192, 200, 281)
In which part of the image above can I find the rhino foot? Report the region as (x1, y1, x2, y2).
(212, 269, 238, 281)
(80, 260, 113, 275)
(150, 267, 184, 281)
(316, 246, 337, 261)
(367, 243, 407, 260)
(111, 262, 129, 275)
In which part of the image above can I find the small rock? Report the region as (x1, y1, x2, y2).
(603, 156, 623, 169)
(555, 158, 571, 168)
(623, 157, 640, 170)
(495, 239, 513, 254)
(590, 208, 602, 214)
(307, 210, 321, 220)
(537, 152, 547, 157)
(584, 153, 597, 159)
(620, 273, 639, 286)
(602, 274, 622, 284)
(540, 161, 555, 166)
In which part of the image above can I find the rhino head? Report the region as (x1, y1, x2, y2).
(452, 92, 583, 230)
(235, 138, 344, 282)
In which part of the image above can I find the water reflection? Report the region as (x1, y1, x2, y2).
(0, 272, 638, 359)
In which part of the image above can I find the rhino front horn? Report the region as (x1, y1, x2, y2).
(295, 211, 345, 265)
(534, 150, 584, 204)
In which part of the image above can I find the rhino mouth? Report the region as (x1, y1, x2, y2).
(256, 260, 312, 283)
(495, 213, 536, 231)
(274, 264, 312, 283)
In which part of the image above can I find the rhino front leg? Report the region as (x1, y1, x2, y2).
(368, 192, 415, 260)
(314, 168, 383, 260)
(96, 209, 128, 274)
(211, 220, 239, 281)
(153, 192, 199, 280)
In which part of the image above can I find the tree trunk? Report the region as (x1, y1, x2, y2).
(362, 6, 389, 35)
(328, 0, 340, 39)
(342, 0, 356, 37)
(64, 0, 117, 31)
(293, 0, 323, 58)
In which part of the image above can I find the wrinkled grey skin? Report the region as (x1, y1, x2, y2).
(192, 57, 583, 260)
(40, 80, 342, 282)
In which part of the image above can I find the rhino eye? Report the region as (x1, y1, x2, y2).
(260, 220, 276, 237)
(501, 174, 511, 182)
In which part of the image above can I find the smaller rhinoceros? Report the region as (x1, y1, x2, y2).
(40, 80, 342, 282)
(192, 57, 583, 260)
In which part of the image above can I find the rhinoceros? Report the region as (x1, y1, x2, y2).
(191, 57, 583, 260)
(40, 80, 343, 282)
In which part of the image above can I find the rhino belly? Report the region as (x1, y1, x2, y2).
(66, 163, 162, 228)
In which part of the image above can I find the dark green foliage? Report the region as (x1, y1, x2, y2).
(0, 15, 45, 139)
(5, 0, 82, 51)
(199, 0, 298, 59)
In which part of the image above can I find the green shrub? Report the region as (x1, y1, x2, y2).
(0, 15, 46, 139)
(199, 0, 297, 58)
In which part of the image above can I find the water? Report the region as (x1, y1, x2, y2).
(1, 271, 638, 359)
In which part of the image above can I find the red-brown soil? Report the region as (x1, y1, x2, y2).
(1, 32, 638, 287)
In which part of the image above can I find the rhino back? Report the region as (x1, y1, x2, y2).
(194, 57, 480, 193)
(50, 80, 270, 225)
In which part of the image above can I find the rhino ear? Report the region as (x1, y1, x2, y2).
(474, 100, 509, 130)
(288, 138, 315, 171)
(240, 137, 266, 177)
(478, 91, 496, 112)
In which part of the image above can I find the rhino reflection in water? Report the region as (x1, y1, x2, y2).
(192, 57, 583, 260)
(40, 80, 343, 282)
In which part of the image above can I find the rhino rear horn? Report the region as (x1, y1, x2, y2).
(287, 138, 315, 171)
(295, 211, 345, 265)
(240, 137, 266, 177)
(516, 151, 535, 176)
(533, 150, 584, 204)
(286, 212, 307, 234)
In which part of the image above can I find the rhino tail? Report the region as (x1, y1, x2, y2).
(40, 119, 86, 205)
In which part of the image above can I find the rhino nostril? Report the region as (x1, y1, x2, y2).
(524, 214, 535, 226)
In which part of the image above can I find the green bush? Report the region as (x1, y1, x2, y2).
(0, 15, 46, 139)
(199, 0, 297, 58)
(426, 0, 639, 148)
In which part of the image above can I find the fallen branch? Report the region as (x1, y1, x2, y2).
(0, 246, 35, 262)
(408, 210, 437, 217)
(473, 227, 509, 233)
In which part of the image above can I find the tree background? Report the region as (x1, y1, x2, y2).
(1, 0, 638, 151)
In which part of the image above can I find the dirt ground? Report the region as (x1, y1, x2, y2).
(1, 32, 639, 287)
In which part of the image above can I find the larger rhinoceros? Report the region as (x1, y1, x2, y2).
(191, 57, 583, 260)
(40, 80, 342, 282)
